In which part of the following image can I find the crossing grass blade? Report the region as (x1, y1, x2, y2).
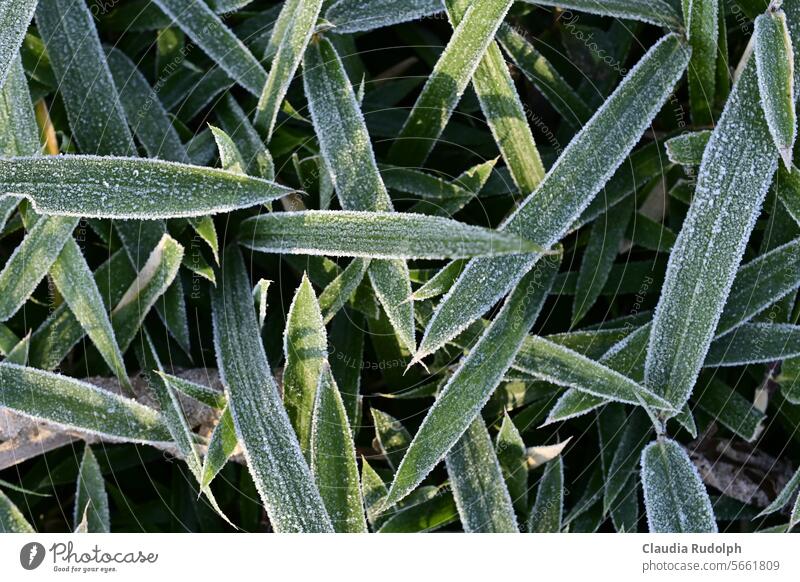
(310, 365, 368, 532)
(283, 274, 328, 459)
(445, 417, 519, 532)
(0, 362, 171, 443)
(645, 52, 780, 413)
(151, 0, 267, 97)
(385, 253, 559, 507)
(319, 259, 370, 323)
(387, 0, 514, 167)
(416, 34, 690, 362)
(326, 0, 442, 34)
(255, 0, 323, 139)
(755, 7, 796, 169)
(641, 438, 717, 532)
(74, 446, 110, 533)
(0, 156, 294, 219)
(212, 245, 333, 532)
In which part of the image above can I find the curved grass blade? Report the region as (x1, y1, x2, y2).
(238, 210, 543, 259)
(387, 0, 514, 167)
(759, 466, 800, 517)
(528, 456, 563, 533)
(255, 0, 323, 139)
(645, 53, 780, 412)
(216, 94, 275, 179)
(105, 45, 189, 163)
(497, 23, 593, 128)
(385, 253, 559, 507)
(446, 417, 519, 532)
(641, 437, 717, 532)
(326, 0, 442, 34)
(416, 34, 690, 362)
(444, 3, 545, 196)
(684, 0, 719, 126)
(212, 245, 332, 532)
(377, 486, 459, 532)
(111, 235, 183, 351)
(0, 216, 78, 322)
(319, 259, 370, 323)
(665, 130, 712, 165)
(694, 378, 765, 442)
(755, 8, 796, 169)
(74, 446, 110, 533)
(0, 59, 39, 157)
(0, 489, 34, 533)
(520, 0, 683, 29)
(35, 0, 136, 156)
(0, 362, 171, 443)
(210, 124, 247, 174)
(369, 259, 416, 355)
(151, 0, 267, 97)
(411, 260, 466, 301)
(157, 372, 226, 409)
(201, 405, 237, 488)
(283, 274, 328, 459)
(310, 365, 368, 532)
(0, 155, 293, 219)
(372, 408, 412, 472)
(0, 0, 37, 90)
(361, 457, 389, 530)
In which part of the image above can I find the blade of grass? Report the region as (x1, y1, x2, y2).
(74, 446, 110, 533)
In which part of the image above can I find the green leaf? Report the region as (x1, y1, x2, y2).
(0, 214, 77, 323)
(1, 155, 293, 219)
(212, 245, 332, 532)
(283, 274, 328, 459)
(497, 23, 593, 128)
(210, 124, 247, 174)
(157, 372, 227, 409)
(641, 438, 717, 532)
(387, 0, 514, 167)
(0, 489, 34, 533)
(111, 234, 184, 351)
(573, 197, 634, 325)
(361, 457, 389, 530)
(417, 34, 690, 360)
(0, 362, 171, 442)
(326, 0, 442, 34)
(319, 259, 370, 323)
(495, 413, 528, 515)
(369, 259, 416, 354)
(151, 0, 266, 96)
(707, 323, 800, 367)
(0, 0, 37, 90)
(521, 0, 683, 28)
(386, 253, 559, 507)
(377, 486, 459, 532)
(310, 365, 368, 532)
(216, 95, 275, 178)
(74, 446, 110, 533)
(755, 8, 796, 169)
(201, 405, 238, 488)
(759, 466, 800, 517)
(255, 0, 323, 139)
(646, 53, 780, 412)
(683, 0, 719, 126)
(694, 378, 765, 442)
(411, 260, 466, 301)
(604, 409, 651, 513)
(372, 408, 412, 472)
(528, 456, 564, 533)
(445, 3, 545, 195)
(239, 210, 544, 259)
(665, 130, 712, 165)
(446, 417, 519, 532)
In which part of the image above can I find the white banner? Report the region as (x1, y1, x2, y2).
(1, 533, 798, 581)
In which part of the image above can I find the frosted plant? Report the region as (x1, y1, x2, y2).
(1, 0, 800, 537)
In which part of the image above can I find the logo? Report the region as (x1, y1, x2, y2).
(20, 542, 46, 570)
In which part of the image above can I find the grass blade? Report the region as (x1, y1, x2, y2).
(0, 489, 34, 533)
(74, 446, 110, 533)
(645, 52, 779, 412)
(319, 259, 370, 323)
(684, 0, 719, 126)
(528, 456, 564, 533)
(755, 7, 796, 169)
(255, 0, 323, 139)
(495, 413, 528, 515)
(385, 253, 559, 507)
(641, 437, 717, 532)
(0, 155, 293, 218)
(283, 274, 328, 459)
(212, 245, 332, 532)
(369, 259, 416, 354)
(0, 216, 78, 322)
(372, 409, 412, 472)
(0, 0, 37, 90)
(239, 210, 543, 259)
(387, 0, 514, 167)
(417, 34, 690, 361)
(520, 0, 683, 28)
(326, 0, 441, 34)
(201, 405, 237, 488)
(310, 365, 368, 532)
(0, 362, 170, 443)
(446, 417, 519, 532)
(151, 0, 267, 97)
